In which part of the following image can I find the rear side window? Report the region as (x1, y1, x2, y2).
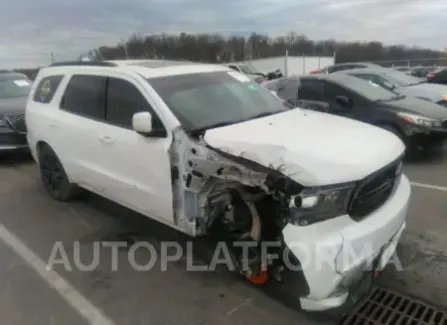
(105, 78, 162, 129)
(329, 64, 365, 73)
(61, 75, 106, 120)
(276, 77, 300, 103)
(33, 75, 63, 103)
(300, 79, 325, 94)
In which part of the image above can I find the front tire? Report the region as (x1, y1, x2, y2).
(38, 145, 80, 201)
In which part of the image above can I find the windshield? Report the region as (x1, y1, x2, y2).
(382, 69, 424, 86)
(342, 77, 400, 101)
(0, 77, 32, 98)
(148, 71, 292, 132)
(238, 64, 260, 75)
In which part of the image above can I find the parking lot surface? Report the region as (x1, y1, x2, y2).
(0, 151, 446, 324)
(0, 156, 332, 325)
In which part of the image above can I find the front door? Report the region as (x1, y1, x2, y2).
(95, 74, 174, 226)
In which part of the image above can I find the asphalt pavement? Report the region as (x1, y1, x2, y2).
(0, 151, 446, 325)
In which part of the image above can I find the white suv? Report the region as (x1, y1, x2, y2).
(25, 60, 410, 313)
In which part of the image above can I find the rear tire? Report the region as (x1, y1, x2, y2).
(38, 145, 80, 201)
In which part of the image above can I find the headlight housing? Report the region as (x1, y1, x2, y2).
(397, 112, 442, 128)
(289, 183, 356, 226)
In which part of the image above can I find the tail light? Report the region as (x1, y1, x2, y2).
(309, 69, 321, 75)
(427, 73, 435, 79)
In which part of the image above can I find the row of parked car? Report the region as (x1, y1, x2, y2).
(392, 65, 447, 82)
(1, 59, 410, 318)
(266, 62, 447, 154)
(392, 65, 438, 78)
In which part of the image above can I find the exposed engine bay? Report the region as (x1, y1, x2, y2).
(169, 127, 304, 284)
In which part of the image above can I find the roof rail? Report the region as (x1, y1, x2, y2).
(49, 61, 117, 67)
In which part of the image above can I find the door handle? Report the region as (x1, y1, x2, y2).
(99, 135, 113, 144)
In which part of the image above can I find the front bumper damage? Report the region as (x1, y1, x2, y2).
(281, 174, 410, 312)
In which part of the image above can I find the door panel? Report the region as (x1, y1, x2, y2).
(95, 123, 174, 224)
(98, 75, 174, 225)
(55, 74, 108, 193)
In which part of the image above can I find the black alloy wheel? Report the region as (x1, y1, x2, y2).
(38, 145, 79, 201)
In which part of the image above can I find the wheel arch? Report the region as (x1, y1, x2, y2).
(373, 121, 405, 139)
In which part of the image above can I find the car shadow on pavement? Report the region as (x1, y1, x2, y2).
(0, 152, 34, 166)
(404, 147, 446, 165)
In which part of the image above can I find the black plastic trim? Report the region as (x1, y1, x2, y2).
(49, 61, 117, 67)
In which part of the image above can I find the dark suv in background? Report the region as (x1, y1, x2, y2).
(0, 72, 31, 154)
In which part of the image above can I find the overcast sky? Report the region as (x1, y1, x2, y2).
(1, 0, 446, 68)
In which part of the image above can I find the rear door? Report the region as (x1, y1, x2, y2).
(56, 74, 108, 193)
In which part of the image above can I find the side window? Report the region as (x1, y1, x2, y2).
(61, 75, 106, 120)
(331, 64, 364, 73)
(299, 79, 325, 100)
(353, 74, 395, 91)
(277, 78, 300, 103)
(351, 73, 373, 82)
(33, 75, 64, 103)
(352, 73, 383, 87)
(323, 82, 357, 112)
(105, 78, 164, 130)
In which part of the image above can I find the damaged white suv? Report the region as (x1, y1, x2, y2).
(25, 60, 410, 313)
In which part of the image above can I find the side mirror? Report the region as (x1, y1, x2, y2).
(132, 111, 167, 137)
(132, 111, 153, 134)
(335, 95, 353, 109)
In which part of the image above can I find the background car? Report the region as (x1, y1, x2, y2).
(426, 67, 447, 85)
(338, 68, 447, 106)
(266, 73, 447, 153)
(0, 71, 32, 154)
(225, 63, 266, 83)
(392, 66, 412, 75)
(410, 66, 438, 78)
(319, 62, 384, 74)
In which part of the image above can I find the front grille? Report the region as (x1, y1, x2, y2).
(348, 160, 402, 221)
(5, 113, 26, 134)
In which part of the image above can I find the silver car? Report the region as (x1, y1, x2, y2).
(338, 68, 447, 106)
